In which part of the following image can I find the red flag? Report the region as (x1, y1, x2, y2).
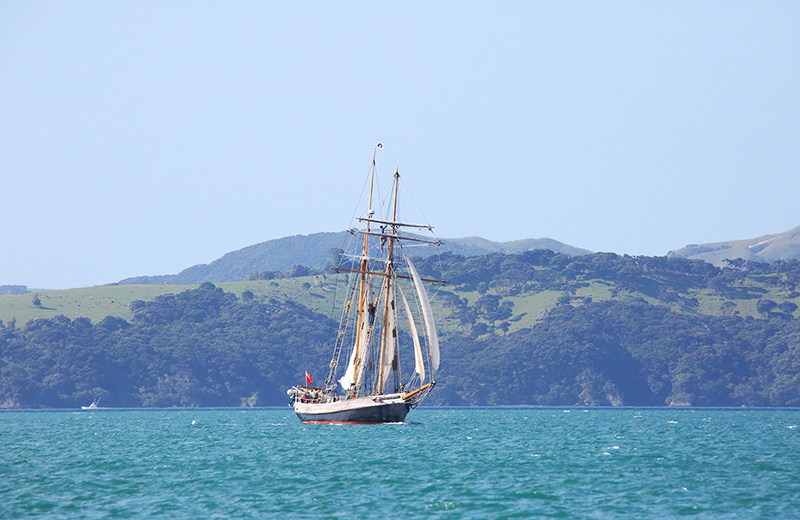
(305, 371, 313, 385)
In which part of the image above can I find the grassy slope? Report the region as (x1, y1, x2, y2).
(669, 225, 800, 266)
(0, 285, 196, 325)
(0, 275, 348, 327)
(2, 272, 798, 333)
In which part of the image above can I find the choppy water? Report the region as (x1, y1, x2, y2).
(1, 407, 799, 519)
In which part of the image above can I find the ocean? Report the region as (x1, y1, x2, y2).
(1, 407, 799, 519)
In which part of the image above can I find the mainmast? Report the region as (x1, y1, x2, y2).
(377, 169, 401, 393)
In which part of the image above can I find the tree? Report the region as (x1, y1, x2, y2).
(756, 299, 778, 315)
(289, 265, 310, 278)
(32, 294, 41, 307)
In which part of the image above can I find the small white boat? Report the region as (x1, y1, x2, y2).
(81, 398, 101, 410)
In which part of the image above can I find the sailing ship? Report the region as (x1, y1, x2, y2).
(288, 147, 445, 424)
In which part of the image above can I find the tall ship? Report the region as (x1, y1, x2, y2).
(288, 146, 444, 424)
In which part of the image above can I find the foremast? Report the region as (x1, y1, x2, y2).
(349, 149, 377, 398)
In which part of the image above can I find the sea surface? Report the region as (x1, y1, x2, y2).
(2, 407, 799, 519)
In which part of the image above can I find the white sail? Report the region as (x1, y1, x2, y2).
(398, 285, 425, 382)
(338, 335, 358, 391)
(406, 257, 440, 372)
(378, 284, 397, 392)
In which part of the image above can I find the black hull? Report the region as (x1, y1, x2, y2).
(295, 400, 411, 424)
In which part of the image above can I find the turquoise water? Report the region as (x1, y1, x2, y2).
(2, 408, 799, 519)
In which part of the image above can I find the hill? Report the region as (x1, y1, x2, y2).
(668, 224, 800, 266)
(3, 250, 800, 408)
(435, 236, 590, 258)
(118, 232, 350, 285)
(117, 232, 591, 285)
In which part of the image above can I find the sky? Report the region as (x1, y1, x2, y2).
(1, 2, 798, 289)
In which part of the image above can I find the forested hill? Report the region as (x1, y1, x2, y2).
(2, 251, 800, 408)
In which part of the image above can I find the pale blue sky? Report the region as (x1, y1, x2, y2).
(2, 2, 798, 289)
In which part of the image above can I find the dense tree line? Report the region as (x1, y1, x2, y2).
(0, 285, 29, 295)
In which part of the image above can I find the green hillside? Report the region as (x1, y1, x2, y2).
(2, 250, 799, 331)
(0, 285, 191, 326)
(0, 278, 339, 327)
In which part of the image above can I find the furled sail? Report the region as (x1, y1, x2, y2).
(339, 305, 372, 392)
(353, 307, 371, 393)
(378, 283, 397, 392)
(406, 257, 440, 372)
(398, 285, 425, 382)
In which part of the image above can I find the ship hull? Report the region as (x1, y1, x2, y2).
(294, 396, 411, 424)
